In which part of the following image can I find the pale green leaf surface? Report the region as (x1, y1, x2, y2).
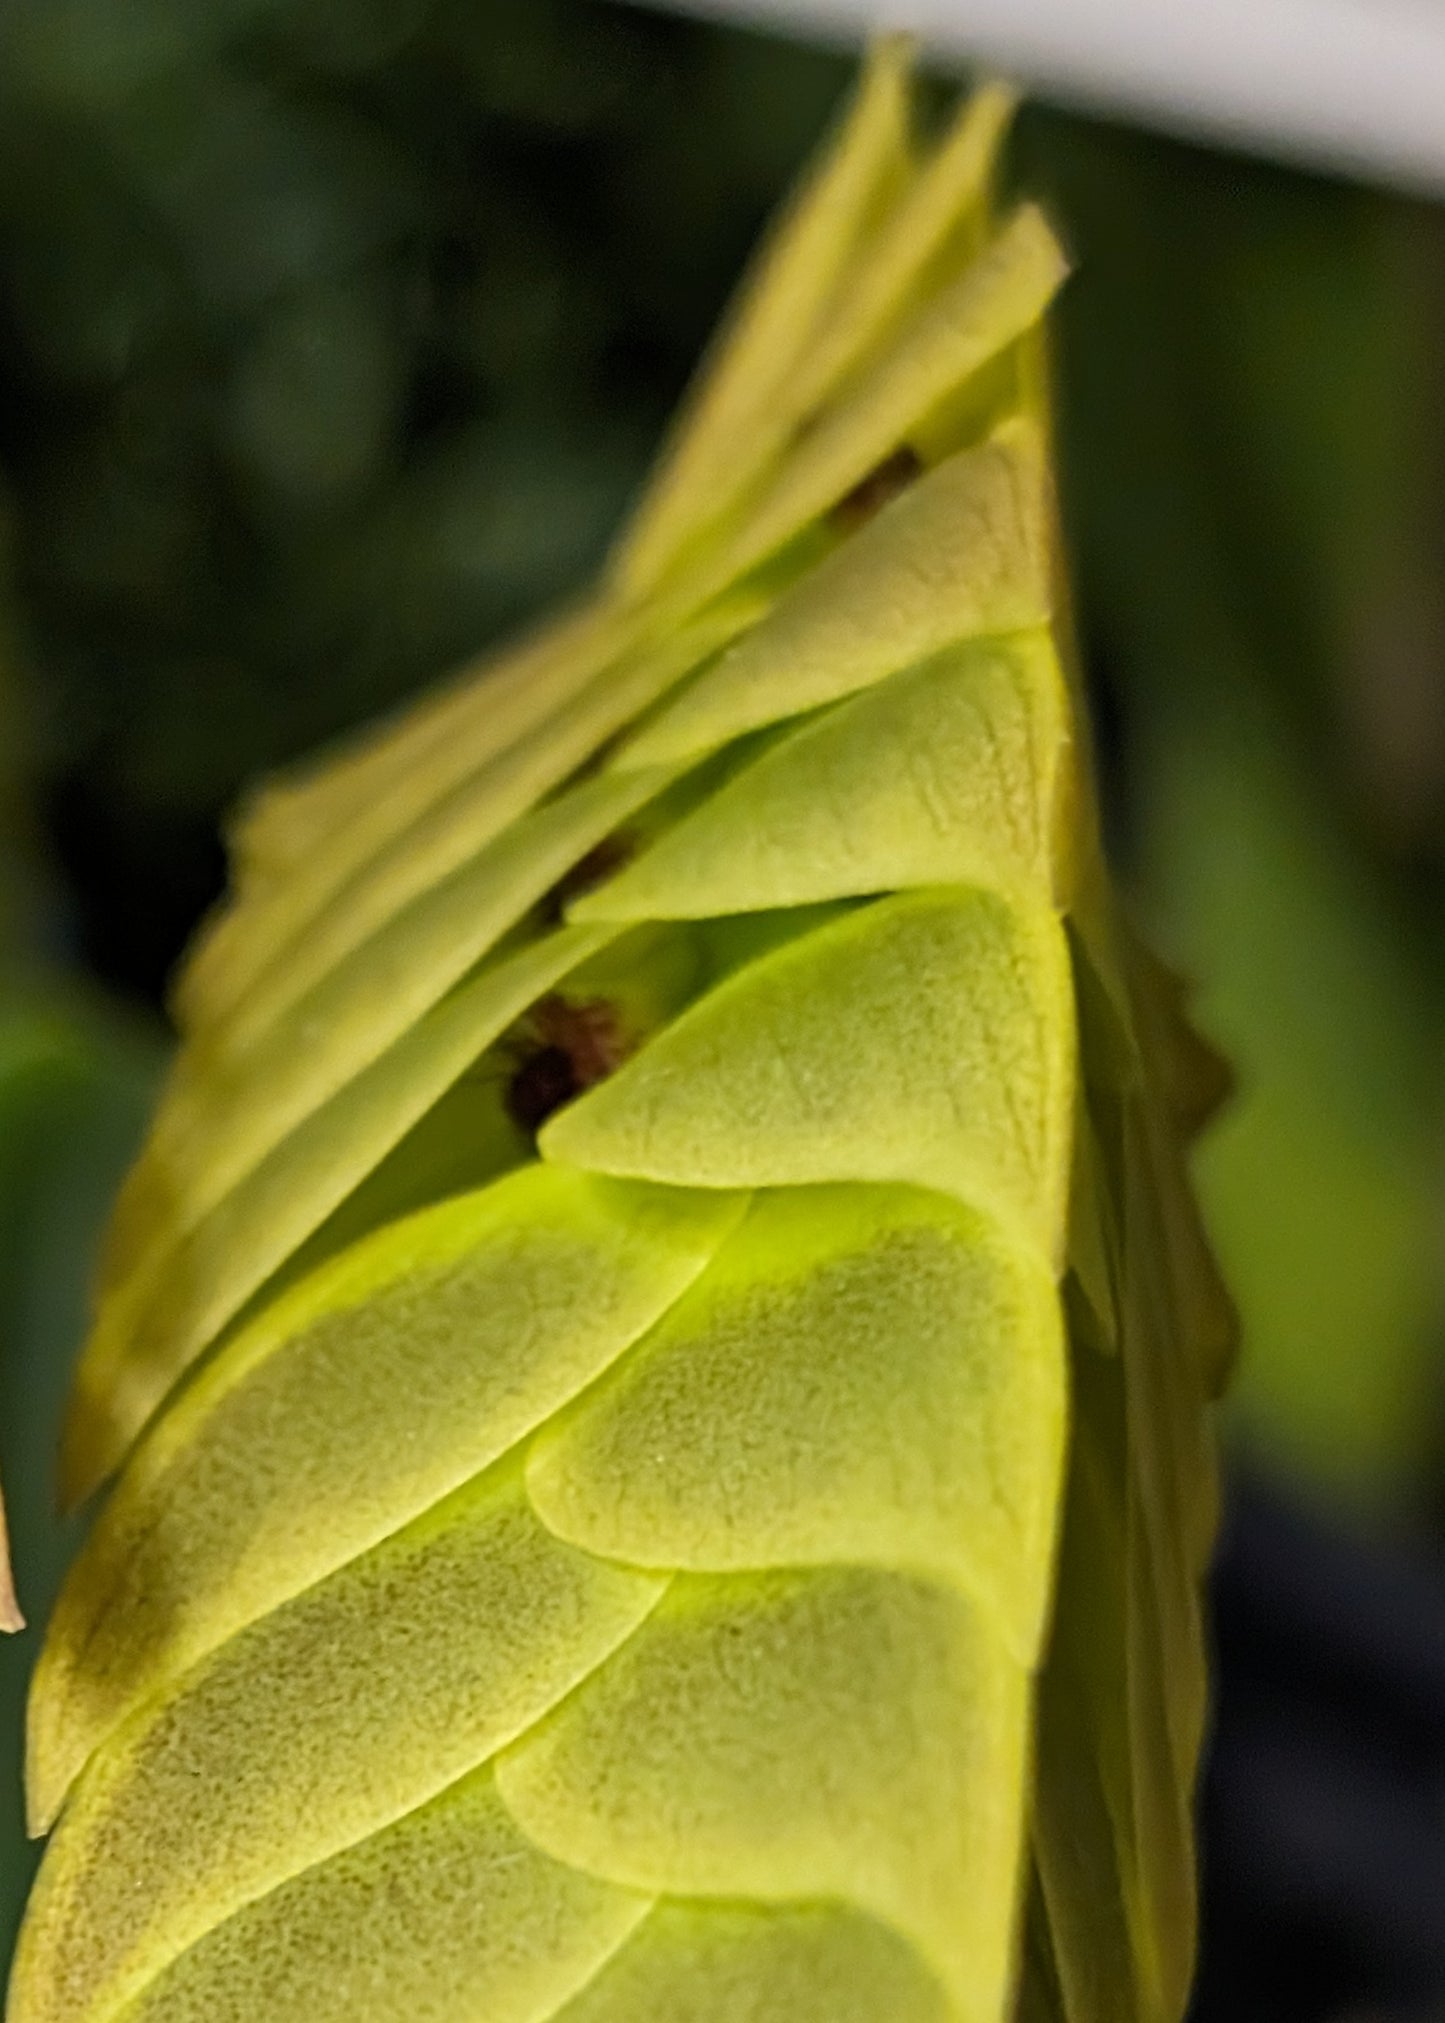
(610, 37, 915, 601)
(253, 601, 612, 853)
(691, 206, 1066, 608)
(618, 432, 1049, 771)
(14, 1469, 663, 2023)
(616, 75, 1022, 613)
(233, 922, 713, 1309)
(118, 1770, 649, 2023)
(62, 922, 620, 1504)
(496, 1568, 1028, 2017)
(215, 594, 603, 873)
(527, 1183, 1064, 1660)
(80, 756, 673, 1438)
(216, 610, 607, 898)
(542, 888, 1074, 1261)
(105, 761, 673, 1287)
(182, 601, 624, 1031)
(576, 633, 1065, 922)
(551, 1901, 952, 2023)
(175, 596, 763, 1070)
(231, 1068, 523, 1300)
(34, 1168, 741, 1829)
(783, 82, 1019, 431)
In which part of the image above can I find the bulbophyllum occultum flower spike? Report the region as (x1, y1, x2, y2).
(10, 40, 1234, 2023)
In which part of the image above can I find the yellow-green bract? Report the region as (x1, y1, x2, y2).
(10, 42, 1233, 2023)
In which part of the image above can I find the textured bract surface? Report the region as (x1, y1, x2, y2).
(11, 43, 1231, 2023)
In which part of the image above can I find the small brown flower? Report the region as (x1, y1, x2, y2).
(829, 444, 923, 531)
(505, 995, 630, 1134)
(538, 834, 636, 924)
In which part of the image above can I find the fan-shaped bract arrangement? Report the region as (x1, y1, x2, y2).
(10, 41, 1233, 2023)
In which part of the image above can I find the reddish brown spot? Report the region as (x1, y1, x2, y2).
(830, 445, 924, 531)
(505, 995, 629, 1134)
(506, 1046, 582, 1134)
(539, 833, 636, 924)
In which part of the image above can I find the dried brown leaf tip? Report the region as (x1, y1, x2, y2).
(0, 1476, 23, 1633)
(829, 444, 924, 531)
(505, 994, 630, 1135)
(538, 833, 636, 924)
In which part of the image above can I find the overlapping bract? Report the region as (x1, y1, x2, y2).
(10, 43, 1231, 2023)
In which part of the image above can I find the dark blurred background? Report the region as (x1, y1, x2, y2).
(1, 3, 1443, 2015)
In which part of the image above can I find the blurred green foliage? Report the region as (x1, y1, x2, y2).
(1, 0, 1445, 1979)
(0, 0, 849, 987)
(1141, 695, 1442, 1496)
(0, 1003, 155, 1962)
(1, 596, 158, 1965)
(1024, 116, 1445, 1510)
